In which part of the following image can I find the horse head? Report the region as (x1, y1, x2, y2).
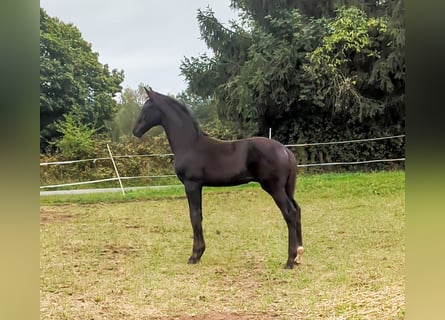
(132, 86, 162, 138)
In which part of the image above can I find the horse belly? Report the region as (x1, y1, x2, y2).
(202, 161, 253, 187)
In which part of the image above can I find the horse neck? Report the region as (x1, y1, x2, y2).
(160, 108, 201, 155)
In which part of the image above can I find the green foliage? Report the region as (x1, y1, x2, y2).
(180, 6, 251, 102)
(230, 0, 300, 25)
(218, 9, 318, 135)
(40, 134, 175, 190)
(40, 8, 124, 152)
(176, 90, 239, 139)
(180, 1, 405, 169)
(53, 110, 98, 159)
(109, 85, 148, 141)
(306, 6, 389, 120)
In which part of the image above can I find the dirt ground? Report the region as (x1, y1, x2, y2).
(40, 206, 75, 225)
(153, 312, 279, 319)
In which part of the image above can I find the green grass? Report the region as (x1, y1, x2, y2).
(40, 171, 405, 319)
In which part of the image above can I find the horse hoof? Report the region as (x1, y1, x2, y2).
(284, 262, 295, 269)
(295, 246, 304, 264)
(187, 257, 200, 264)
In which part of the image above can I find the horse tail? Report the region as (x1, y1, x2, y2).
(285, 147, 298, 206)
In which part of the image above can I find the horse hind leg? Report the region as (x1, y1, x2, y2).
(265, 185, 300, 269)
(283, 196, 305, 268)
(289, 197, 304, 265)
(285, 159, 304, 264)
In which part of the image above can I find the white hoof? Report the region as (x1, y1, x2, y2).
(295, 246, 304, 264)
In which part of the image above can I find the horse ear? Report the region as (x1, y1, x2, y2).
(144, 86, 151, 97)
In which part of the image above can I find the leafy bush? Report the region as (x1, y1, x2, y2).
(40, 134, 177, 189)
(53, 111, 98, 160)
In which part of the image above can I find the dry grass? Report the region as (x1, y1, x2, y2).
(40, 171, 405, 319)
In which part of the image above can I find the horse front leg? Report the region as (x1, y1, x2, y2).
(184, 181, 205, 264)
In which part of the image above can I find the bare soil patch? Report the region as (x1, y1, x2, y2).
(40, 206, 74, 225)
(153, 312, 279, 320)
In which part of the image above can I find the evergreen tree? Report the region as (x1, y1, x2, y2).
(179, 0, 405, 170)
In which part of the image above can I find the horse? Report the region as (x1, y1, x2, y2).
(132, 87, 303, 269)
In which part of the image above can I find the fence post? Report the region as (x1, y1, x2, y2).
(107, 144, 125, 196)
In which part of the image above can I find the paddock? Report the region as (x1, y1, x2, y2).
(40, 171, 405, 319)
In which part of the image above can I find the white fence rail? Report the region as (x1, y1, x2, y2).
(40, 135, 405, 191)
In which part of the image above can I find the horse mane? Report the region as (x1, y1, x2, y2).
(151, 91, 207, 137)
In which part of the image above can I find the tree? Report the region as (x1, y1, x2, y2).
(180, 1, 404, 170)
(306, 3, 404, 125)
(305, 7, 388, 119)
(40, 8, 124, 152)
(110, 84, 149, 141)
(217, 9, 319, 136)
(53, 108, 98, 159)
(181, 1, 321, 137)
(181, 6, 252, 101)
(176, 89, 237, 139)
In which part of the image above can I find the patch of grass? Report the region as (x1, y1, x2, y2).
(40, 185, 185, 205)
(40, 182, 265, 206)
(40, 171, 405, 319)
(40, 171, 404, 206)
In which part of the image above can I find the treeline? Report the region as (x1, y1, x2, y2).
(40, 0, 405, 184)
(180, 0, 405, 169)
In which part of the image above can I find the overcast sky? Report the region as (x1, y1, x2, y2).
(40, 0, 239, 95)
